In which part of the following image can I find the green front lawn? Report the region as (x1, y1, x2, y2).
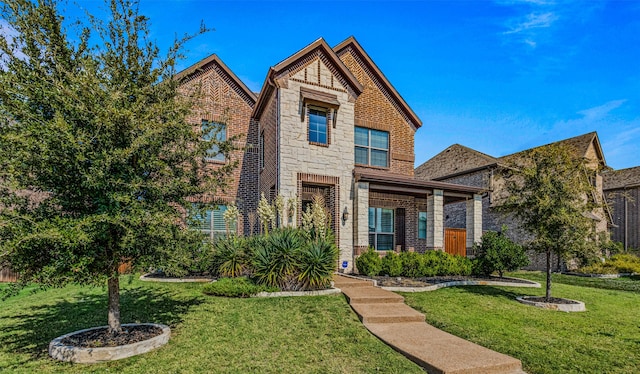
(0, 278, 423, 373)
(402, 271, 640, 374)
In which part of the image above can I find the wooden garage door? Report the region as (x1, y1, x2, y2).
(444, 228, 467, 257)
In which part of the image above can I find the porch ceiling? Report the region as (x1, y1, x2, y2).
(354, 168, 484, 203)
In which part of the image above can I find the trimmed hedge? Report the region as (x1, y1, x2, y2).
(356, 249, 473, 277)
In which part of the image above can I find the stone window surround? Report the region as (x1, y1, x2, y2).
(300, 86, 340, 147)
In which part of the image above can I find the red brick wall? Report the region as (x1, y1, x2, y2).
(179, 60, 258, 235)
(258, 92, 279, 205)
(338, 48, 416, 176)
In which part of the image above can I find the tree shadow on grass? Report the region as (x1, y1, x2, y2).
(452, 285, 533, 301)
(0, 285, 203, 365)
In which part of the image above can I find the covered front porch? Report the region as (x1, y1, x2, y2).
(352, 168, 484, 256)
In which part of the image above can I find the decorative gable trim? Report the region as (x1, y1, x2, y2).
(334, 36, 422, 130)
(252, 38, 363, 121)
(174, 54, 257, 107)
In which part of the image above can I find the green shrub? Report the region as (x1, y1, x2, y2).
(298, 239, 339, 290)
(399, 251, 421, 277)
(418, 251, 440, 277)
(213, 235, 250, 278)
(609, 254, 640, 273)
(252, 228, 303, 290)
(356, 248, 382, 276)
(450, 255, 473, 276)
(202, 277, 275, 298)
(473, 228, 529, 277)
(578, 263, 619, 275)
(381, 252, 403, 277)
(600, 240, 624, 256)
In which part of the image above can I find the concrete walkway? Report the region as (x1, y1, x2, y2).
(333, 275, 525, 374)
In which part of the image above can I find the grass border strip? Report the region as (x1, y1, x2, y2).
(253, 288, 342, 298)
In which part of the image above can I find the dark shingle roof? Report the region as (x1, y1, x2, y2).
(603, 166, 640, 190)
(415, 144, 497, 181)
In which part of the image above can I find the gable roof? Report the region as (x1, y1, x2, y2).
(174, 53, 257, 106)
(252, 38, 364, 121)
(498, 131, 606, 166)
(603, 166, 640, 190)
(415, 144, 497, 181)
(333, 36, 422, 129)
(416, 132, 607, 182)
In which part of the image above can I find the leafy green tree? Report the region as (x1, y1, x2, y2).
(497, 144, 600, 299)
(0, 0, 237, 334)
(473, 226, 529, 278)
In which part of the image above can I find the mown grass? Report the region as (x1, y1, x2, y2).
(402, 271, 640, 374)
(515, 270, 640, 293)
(0, 277, 423, 373)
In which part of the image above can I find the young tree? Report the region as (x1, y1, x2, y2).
(473, 225, 529, 278)
(498, 144, 600, 299)
(0, 0, 237, 334)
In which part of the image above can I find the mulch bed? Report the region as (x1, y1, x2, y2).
(522, 296, 579, 305)
(61, 325, 163, 348)
(362, 275, 536, 287)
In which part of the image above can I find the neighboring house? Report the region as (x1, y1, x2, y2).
(178, 37, 484, 272)
(415, 132, 610, 270)
(604, 166, 640, 251)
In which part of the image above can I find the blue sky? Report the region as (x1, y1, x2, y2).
(31, 1, 640, 169)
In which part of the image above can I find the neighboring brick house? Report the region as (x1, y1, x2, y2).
(178, 37, 485, 272)
(604, 166, 640, 251)
(415, 132, 611, 270)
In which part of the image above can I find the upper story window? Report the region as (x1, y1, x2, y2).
(308, 107, 328, 145)
(355, 127, 389, 167)
(202, 120, 226, 162)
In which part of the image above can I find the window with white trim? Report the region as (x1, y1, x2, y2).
(355, 127, 389, 167)
(369, 207, 394, 250)
(202, 120, 226, 162)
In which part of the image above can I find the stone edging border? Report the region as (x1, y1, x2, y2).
(563, 272, 635, 278)
(253, 288, 342, 298)
(380, 278, 541, 292)
(516, 296, 586, 312)
(49, 323, 170, 363)
(139, 273, 215, 283)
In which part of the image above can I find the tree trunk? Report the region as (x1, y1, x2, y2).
(107, 276, 122, 335)
(546, 249, 552, 300)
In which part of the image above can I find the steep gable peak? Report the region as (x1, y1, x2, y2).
(415, 144, 497, 181)
(174, 53, 257, 106)
(499, 131, 606, 167)
(252, 37, 363, 121)
(334, 36, 422, 129)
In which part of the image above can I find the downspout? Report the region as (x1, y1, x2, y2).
(275, 88, 281, 194)
(624, 190, 628, 251)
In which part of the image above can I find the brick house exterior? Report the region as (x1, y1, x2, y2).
(178, 37, 484, 272)
(604, 166, 640, 251)
(415, 132, 611, 270)
(176, 54, 259, 236)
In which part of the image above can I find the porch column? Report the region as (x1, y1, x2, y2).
(353, 181, 370, 256)
(466, 194, 483, 251)
(427, 189, 444, 250)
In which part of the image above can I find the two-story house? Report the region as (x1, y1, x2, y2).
(177, 37, 484, 272)
(415, 132, 611, 270)
(604, 166, 640, 251)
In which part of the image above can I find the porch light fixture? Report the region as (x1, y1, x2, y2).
(342, 206, 349, 224)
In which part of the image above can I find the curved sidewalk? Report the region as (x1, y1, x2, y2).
(333, 275, 525, 374)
